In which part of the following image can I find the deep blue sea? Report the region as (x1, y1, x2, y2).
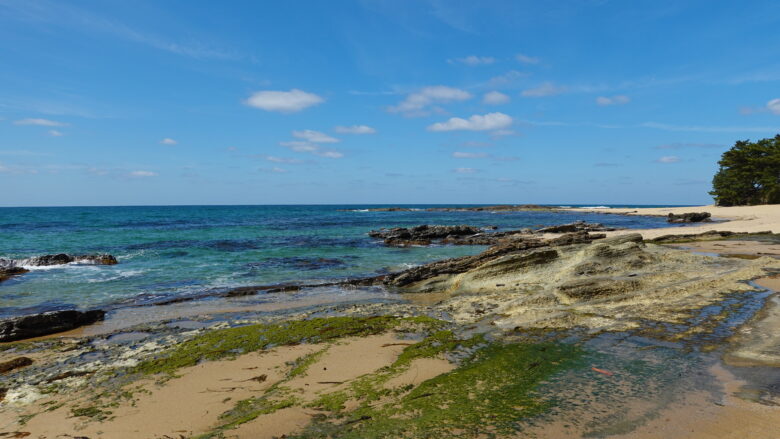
(0, 205, 683, 318)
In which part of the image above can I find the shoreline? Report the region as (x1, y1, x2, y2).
(1, 204, 780, 438)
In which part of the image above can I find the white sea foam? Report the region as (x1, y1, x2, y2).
(580, 205, 611, 209)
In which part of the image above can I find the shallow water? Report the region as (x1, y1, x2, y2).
(0, 205, 675, 317)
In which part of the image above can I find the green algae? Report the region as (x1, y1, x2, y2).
(133, 315, 443, 376)
(298, 342, 584, 439)
(70, 405, 112, 421)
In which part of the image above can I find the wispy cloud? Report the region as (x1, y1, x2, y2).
(768, 98, 780, 115)
(259, 167, 288, 173)
(452, 152, 488, 158)
(515, 53, 539, 64)
(483, 91, 510, 105)
(453, 167, 478, 174)
(655, 142, 724, 150)
(449, 55, 495, 66)
(655, 156, 680, 164)
(641, 122, 780, 133)
(1, 0, 237, 60)
(428, 112, 512, 132)
(522, 82, 567, 97)
(595, 95, 630, 106)
(292, 130, 339, 143)
(334, 125, 376, 134)
(160, 138, 178, 145)
(264, 156, 304, 164)
(280, 141, 343, 159)
(245, 89, 324, 113)
(13, 118, 68, 127)
(128, 170, 158, 177)
(48, 130, 64, 137)
(388, 86, 471, 116)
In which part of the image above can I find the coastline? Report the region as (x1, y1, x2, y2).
(1, 204, 779, 438)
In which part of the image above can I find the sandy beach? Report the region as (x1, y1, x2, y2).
(567, 204, 780, 239)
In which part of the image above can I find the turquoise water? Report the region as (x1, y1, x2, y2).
(0, 205, 677, 317)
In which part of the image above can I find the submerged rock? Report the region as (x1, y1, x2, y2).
(667, 212, 712, 223)
(369, 225, 485, 247)
(0, 266, 29, 283)
(21, 253, 118, 266)
(535, 221, 615, 234)
(0, 309, 106, 342)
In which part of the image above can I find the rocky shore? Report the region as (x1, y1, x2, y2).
(2, 207, 780, 438)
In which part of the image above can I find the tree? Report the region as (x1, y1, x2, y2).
(710, 134, 780, 206)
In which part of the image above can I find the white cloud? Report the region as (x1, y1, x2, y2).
(768, 98, 780, 115)
(596, 95, 630, 106)
(128, 170, 158, 177)
(388, 86, 472, 115)
(428, 112, 513, 132)
(453, 152, 488, 158)
(483, 91, 510, 105)
(292, 129, 339, 143)
(265, 156, 304, 164)
(160, 138, 177, 145)
(334, 125, 376, 134)
(453, 167, 478, 174)
(280, 141, 343, 159)
(280, 141, 319, 152)
(449, 55, 495, 66)
(656, 156, 680, 164)
(13, 118, 68, 127)
(515, 53, 539, 64)
(522, 82, 566, 97)
(48, 130, 63, 137)
(245, 89, 324, 113)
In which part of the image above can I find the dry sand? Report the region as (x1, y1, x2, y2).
(0, 332, 452, 439)
(566, 204, 780, 239)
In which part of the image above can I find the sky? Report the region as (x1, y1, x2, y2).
(1, 0, 780, 207)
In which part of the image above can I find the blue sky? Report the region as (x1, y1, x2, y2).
(1, 0, 780, 206)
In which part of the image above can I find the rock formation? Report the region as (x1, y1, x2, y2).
(0, 309, 106, 342)
(667, 212, 712, 223)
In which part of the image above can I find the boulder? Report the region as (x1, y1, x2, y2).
(667, 212, 712, 223)
(0, 309, 106, 342)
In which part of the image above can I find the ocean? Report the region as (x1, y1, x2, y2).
(0, 205, 680, 318)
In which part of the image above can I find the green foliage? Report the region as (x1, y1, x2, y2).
(710, 135, 780, 206)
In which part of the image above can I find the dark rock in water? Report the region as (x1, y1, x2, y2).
(21, 253, 118, 266)
(0, 356, 33, 374)
(369, 224, 485, 247)
(0, 266, 29, 283)
(667, 212, 712, 223)
(0, 309, 106, 342)
(535, 221, 615, 234)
